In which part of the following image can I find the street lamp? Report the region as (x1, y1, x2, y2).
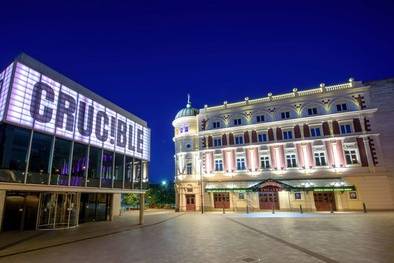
(161, 180, 167, 186)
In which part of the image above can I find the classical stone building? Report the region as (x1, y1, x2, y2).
(173, 78, 394, 212)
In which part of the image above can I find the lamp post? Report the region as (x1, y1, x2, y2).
(199, 158, 204, 214)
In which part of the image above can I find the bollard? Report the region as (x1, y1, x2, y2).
(300, 204, 303, 214)
(330, 203, 334, 214)
(223, 206, 225, 214)
(272, 203, 275, 214)
(363, 202, 367, 213)
(246, 204, 249, 214)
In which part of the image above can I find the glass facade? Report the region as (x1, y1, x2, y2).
(0, 124, 147, 189)
(0, 125, 30, 183)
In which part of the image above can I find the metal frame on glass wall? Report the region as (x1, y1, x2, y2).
(17, 124, 146, 190)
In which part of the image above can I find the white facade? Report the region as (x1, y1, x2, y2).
(173, 79, 394, 212)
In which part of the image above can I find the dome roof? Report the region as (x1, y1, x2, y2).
(175, 95, 199, 119)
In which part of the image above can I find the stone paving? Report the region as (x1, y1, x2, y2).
(0, 211, 393, 263)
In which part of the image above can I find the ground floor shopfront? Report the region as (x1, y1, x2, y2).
(0, 188, 145, 232)
(176, 175, 394, 212)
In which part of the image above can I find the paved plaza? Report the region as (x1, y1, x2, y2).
(0, 210, 393, 263)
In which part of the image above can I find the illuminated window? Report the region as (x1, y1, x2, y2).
(281, 111, 290, 119)
(336, 103, 348, 112)
(215, 159, 223, 171)
(260, 156, 270, 169)
(283, 130, 293, 140)
(236, 158, 246, 170)
(310, 127, 321, 137)
(235, 135, 244, 145)
(314, 152, 326, 166)
(286, 154, 297, 168)
(213, 137, 222, 147)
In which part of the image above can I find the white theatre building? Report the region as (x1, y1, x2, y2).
(173, 78, 394, 212)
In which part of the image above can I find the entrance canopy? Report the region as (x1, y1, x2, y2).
(205, 178, 355, 193)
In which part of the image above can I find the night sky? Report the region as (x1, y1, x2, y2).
(1, 1, 394, 183)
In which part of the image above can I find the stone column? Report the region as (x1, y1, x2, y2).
(0, 190, 6, 231)
(139, 193, 144, 225)
(111, 193, 122, 220)
(363, 137, 375, 173)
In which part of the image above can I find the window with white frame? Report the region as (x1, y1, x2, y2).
(213, 121, 221, 129)
(283, 130, 293, 140)
(260, 155, 270, 169)
(235, 135, 244, 145)
(236, 157, 246, 170)
(256, 115, 265, 123)
(215, 159, 223, 171)
(281, 111, 290, 119)
(340, 124, 352, 134)
(186, 163, 192, 175)
(310, 127, 321, 137)
(307, 107, 318, 115)
(258, 133, 267, 142)
(233, 118, 242, 126)
(344, 149, 358, 165)
(286, 154, 297, 168)
(314, 152, 326, 166)
(213, 137, 222, 147)
(336, 103, 348, 112)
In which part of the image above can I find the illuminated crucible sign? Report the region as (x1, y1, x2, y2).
(5, 62, 150, 161)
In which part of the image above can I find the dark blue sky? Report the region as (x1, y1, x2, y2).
(1, 1, 394, 183)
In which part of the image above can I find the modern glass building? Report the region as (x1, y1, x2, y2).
(0, 54, 150, 231)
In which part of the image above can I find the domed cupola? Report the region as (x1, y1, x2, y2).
(175, 94, 199, 119)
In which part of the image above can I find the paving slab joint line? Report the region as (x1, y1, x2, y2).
(226, 218, 339, 263)
(0, 213, 185, 259)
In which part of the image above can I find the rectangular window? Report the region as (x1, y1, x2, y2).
(310, 127, 321, 137)
(186, 163, 192, 175)
(27, 132, 52, 185)
(101, 150, 114, 188)
(235, 135, 244, 145)
(213, 121, 221, 129)
(215, 159, 223, 171)
(345, 150, 358, 165)
(307, 108, 318, 115)
(0, 125, 31, 183)
(281, 111, 290, 119)
(340, 124, 352, 134)
(236, 158, 246, 170)
(294, 192, 302, 200)
(336, 103, 348, 112)
(283, 130, 293, 140)
(286, 154, 297, 168)
(213, 138, 222, 147)
(260, 156, 270, 169)
(256, 115, 265, 123)
(233, 119, 242, 126)
(87, 146, 102, 187)
(314, 152, 326, 166)
(239, 193, 245, 199)
(258, 133, 267, 142)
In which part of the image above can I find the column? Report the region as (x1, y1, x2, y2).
(363, 137, 375, 173)
(139, 193, 145, 225)
(111, 193, 122, 219)
(0, 190, 5, 232)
